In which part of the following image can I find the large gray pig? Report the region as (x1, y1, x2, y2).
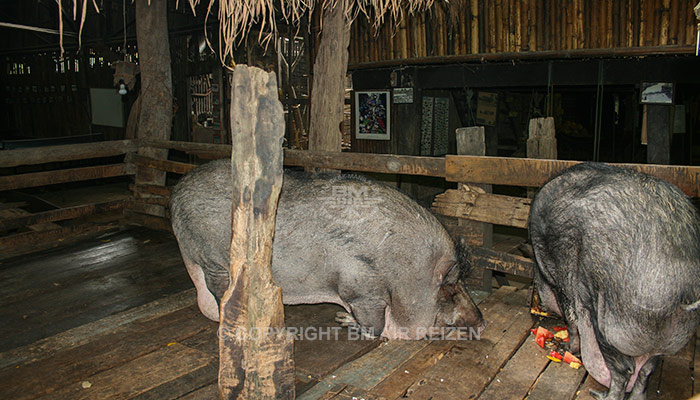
(529, 163, 700, 400)
(169, 159, 484, 339)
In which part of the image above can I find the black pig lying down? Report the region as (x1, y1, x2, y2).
(169, 159, 484, 340)
(529, 162, 700, 400)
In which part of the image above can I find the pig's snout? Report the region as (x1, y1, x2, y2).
(437, 283, 485, 331)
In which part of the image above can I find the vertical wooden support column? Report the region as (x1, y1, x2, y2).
(646, 105, 672, 165)
(308, 0, 350, 163)
(456, 126, 493, 291)
(527, 117, 557, 198)
(218, 65, 294, 399)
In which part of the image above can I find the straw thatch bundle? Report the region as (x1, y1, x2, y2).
(57, 0, 448, 62)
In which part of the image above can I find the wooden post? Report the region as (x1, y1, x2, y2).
(218, 65, 294, 399)
(527, 117, 557, 160)
(456, 127, 493, 292)
(527, 117, 557, 198)
(646, 105, 672, 165)
(133, 0, 173, 217)
(307, 0, 350, 171)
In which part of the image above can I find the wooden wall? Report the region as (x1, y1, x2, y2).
(1, 49, 133, 141)
(349, 0, 699, 63)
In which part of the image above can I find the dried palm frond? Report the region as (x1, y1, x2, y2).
(57, 0, 100, 57)
(57, 0, 443, 63)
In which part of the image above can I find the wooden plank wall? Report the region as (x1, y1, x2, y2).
(349, 0, 699, 63)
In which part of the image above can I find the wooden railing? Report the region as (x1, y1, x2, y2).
(3, 138, 698, 280)
(0, 140, 137, 259)
(133, 140, 700, 285)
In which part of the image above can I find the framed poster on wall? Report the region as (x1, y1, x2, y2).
(355, 90, 390, 140)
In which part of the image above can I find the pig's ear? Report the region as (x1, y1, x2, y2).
(442, 261, 461, 285)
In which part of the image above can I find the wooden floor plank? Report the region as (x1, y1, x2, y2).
(0, 230, 178, 307)
(370, 340, 455, 398)
(130, 359, 218, 400)
(0, 288, 195, 370)
(45, 343, 214, 400)
(401, 287, 535, 400)
(526, 361, 586, 400)
(655, 337, 695, 400)
(177, 383, 219, 400)
(298, 341, 431, 400)
(478, 332, 550, 400)
(0, 305, 210, 400)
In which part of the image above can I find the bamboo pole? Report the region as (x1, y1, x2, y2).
(515, 0, 522, 51)
(577, 0, 584, 48)
(471, 0, 479, 53)
(565, 0, 573, 50)
(640, 0, 648, 46)
(535, 0, 547, 51)
(612, 0, 620, 47)
(652, 0, 661, 46)
(660, 0, 670, 45)
(399, 16, 408, 59)
(488, 0, 496, 52)
(669, 0, 679, 44)
(607, 0, 613, 47)
(493, 0, 501, 52)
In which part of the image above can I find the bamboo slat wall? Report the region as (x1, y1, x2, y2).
(349, 0, 699, 63)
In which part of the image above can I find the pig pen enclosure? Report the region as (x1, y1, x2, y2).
(1, 139, 700, 399)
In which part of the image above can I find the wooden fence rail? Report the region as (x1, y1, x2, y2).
(0, 140, 138, 259)
(0, 140, 137, 168)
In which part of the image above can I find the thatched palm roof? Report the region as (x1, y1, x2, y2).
(59, 0, 446, 61)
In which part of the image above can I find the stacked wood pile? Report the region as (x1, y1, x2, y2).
(349, 0, 699, 63)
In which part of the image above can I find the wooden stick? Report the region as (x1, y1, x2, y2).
(0, 140, 136, 168)
(0, 164, 133, 192)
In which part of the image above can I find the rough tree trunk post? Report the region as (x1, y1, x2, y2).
(526, 117, 557, 198)
(308, 0, 350, 167)
(456, 127, 493, 291)
(133, 0, 173, 216)
(218, 65, 294, 399)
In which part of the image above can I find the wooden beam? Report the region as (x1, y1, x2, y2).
(0, 164, 134, 192)
(0, 200, 129, 231)
(123, 209, 173, 232)
(139, 141, 446, 177)
(0, 140, 137, 168)
(284, 150, 446, 177)
(470, 246, 535, 278)
(130, 184, 172, 198)
(131, 154, 196, 175)
(445, 156, 700, 197)
(0, 222, 120, 260)
(432, 187, 531, 229)
(140, 139, 231, 158)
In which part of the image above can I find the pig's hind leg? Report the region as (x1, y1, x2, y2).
(589, 326, 638, 400)
(627, 356, 659, 400)
(181, 255, 221, 322)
